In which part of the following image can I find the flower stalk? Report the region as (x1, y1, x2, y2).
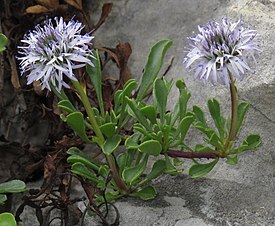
(71, 80, 128, 192)
(224, 71, 238, 150)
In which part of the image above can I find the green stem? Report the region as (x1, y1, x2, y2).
(225, 71, 238, 149)
(71, 80, 128, 192)
(71, 80, 104, 142)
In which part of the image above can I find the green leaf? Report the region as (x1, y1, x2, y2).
(67, 147, 86, 156)
(193, 105, 207, 127)
(0, 213, 17, 226)
(0, 194, 7, 205)
(173, 158, 184, 167)
(71, 162, 99, 183)
(126, 97, 150, 130)
(176, 80, 191, 119)
(122, 155, 148, 185)
(236, 102, 250, 135)
(125, 134, 140, 149)
(165, 156, 183, 175)
(154, 79, 168, 123)
(64, 112, 93, 144)
(122, 79, 138, 97)
(194, 144, 214, 153)
(140, 106, 157, 124)
(208, 132, 223, 149)
(0, 180, 26, 194)
(175, 115, 194, 141)
(207, 99, 225, 138)
(226, 155, 238, 165)
(138, 140, 162, 156)
(57, 99, 76, 113)
(0, 34, 8, 52)
(96, 191, 120, 203)
(114, 90, 123, 113)
(102, 135, 121, 155)
(86, 50, 104, 114)
(117, 153, 127, 173)
(137, 39, 173, 101)
(189, 159, 218, 178)
(195, 125, 216, 139)
(140, 160, 166, 184)
(67, 155, 99, 171)
(99, 122, 116, 138)
(131, 185, 157, 200)
(98, 165, 109, 178)
(237, 134, 261, 153)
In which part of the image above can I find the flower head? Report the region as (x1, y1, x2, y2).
(18, 17, 95, 92)
(183, 18, 260, 86)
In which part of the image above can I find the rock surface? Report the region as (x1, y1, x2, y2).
(86, 0, 275, 225)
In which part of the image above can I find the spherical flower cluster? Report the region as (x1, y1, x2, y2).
(18, 17, 95, 92)
(183, 18, 260, 86)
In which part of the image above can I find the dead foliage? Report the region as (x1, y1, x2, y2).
(0, 1, 132, 225)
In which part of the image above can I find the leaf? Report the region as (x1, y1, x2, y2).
(67, 155, 99, 171)
(137, 39, 173, 101)
(207, 99, 225, 138)
(63, 112, 93, 144)
(117, 153, 127, 173)
(226, 155, 238, 165)
(189, 159, 218, 178)
(37, 0, 59, 8)
(98, 165, 109, 178)
(237, 134, 261, 153)
(141, 160, 166, 183)
(57, 100, 76, 114)
(165, 156, 183, 175)
(0, 180, 26, 194)
(102, 135, 121, 155)
(126, 97, 150, 130)
(99, 122, 116, 138)
(131, 185, 157, 200)
(0, 213, 17, 226)
(25, 5, 49, 14)
(64, 0, 82, 10)
(176, 80, 191, 119)
(71, 163, 99, 183)
(140, 106, 157, 124)
(208, 132, 223, 149)
(122, 155, 148, 185)
(193, 105, 207, 127)
(0, 34, 8, 52)
(125, 134, 140, 149)
(122, 79, 138, 97)
(0, 194, 7, 205)
(153, 79, 168, 123)
(92, 3, 113, 33)
(138, 140, 162, 156)
(194, 144, 214, 153)
(86, 50, 104, 114)
(236, 102, 250, 135)
(175, 115, 194, 141)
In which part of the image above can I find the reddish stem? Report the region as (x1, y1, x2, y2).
(167, 149, 224, 159)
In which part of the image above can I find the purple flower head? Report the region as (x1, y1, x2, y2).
(18, 17, 95, 92)
(183, 18, 260, 86)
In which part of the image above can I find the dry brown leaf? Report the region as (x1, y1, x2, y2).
(64, 0, 82, 10)
(37, 0, 59, 9)
(44, 154, 57, 180)
(9, 55, 21, 90)
(33, 81, 44, 96)
(92, 3, 113, 33)
(26, 5, 50, 14)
